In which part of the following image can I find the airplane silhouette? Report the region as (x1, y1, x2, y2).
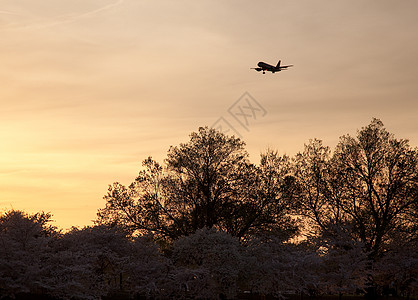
(251, 60, 293, 74)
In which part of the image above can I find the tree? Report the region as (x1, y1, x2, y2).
(373, 235, 418, 298)
(292, 138, 334, 235)
(97, 127, 297, 241)
(169, 228, 243, 299)
(43, 225, 170, 299)
(248, 150, 300, 238)
(316, 226, 368, 298)
(331, 118, 418, 258)
(0, 210, 57, 297)
(294, 119, 418, 258)
(242, 235, 322, 298)
(292, 119, 418, 296)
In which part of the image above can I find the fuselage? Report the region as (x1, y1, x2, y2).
(252, 60, 292, 73)
(257, 62, 282, 73)
(257, 62, 277, 71)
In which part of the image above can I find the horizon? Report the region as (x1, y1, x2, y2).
(1, 1, 418, 229)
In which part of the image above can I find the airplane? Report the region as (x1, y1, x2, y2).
(251, 60, 293, 74)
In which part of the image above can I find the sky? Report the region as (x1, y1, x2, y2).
(1, 0, 418, 230)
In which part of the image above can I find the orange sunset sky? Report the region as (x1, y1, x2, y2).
(1, 0, 418, 229)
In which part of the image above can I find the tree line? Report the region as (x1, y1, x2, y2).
(1, 118, 417, 299)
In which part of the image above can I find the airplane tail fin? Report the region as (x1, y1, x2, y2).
(276, 60, 281, 68)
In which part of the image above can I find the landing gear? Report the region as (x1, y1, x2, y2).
(262, 71, 265, 74)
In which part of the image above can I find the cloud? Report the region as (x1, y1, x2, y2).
(0, 10, 21, 15)
(0, 0, 125, 30)
(42, 0, 125, 28)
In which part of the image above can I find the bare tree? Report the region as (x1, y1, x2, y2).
(294, 119, 418, 259)
(97, 127, 297, 241)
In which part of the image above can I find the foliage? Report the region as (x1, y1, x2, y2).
(373, 237, 418, 297)
(97, 126, 297, 241)
(0, 210, 57, 297)
(0, 211, 169, 299)
(242, 236, 322, 297)
(293, 118, 418, 258)
(3, 118, 418, 299)
(169, 228, 243, 299)
(292, 118, 418, 294)
(315, 227, 369, 295)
